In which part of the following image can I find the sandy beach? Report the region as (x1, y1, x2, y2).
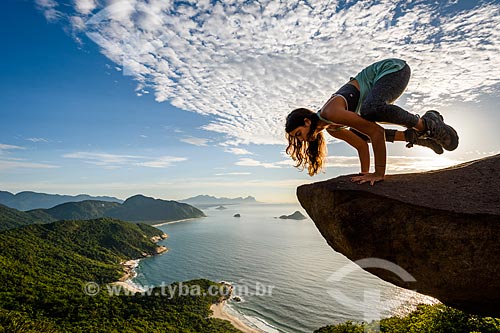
(111, 280, 145, 294)
(153, 217, 199, 227)
(210, 301, 262, 333)
(108, 259, 146, 294)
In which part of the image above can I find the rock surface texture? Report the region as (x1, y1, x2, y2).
(297, 154, 500, 316)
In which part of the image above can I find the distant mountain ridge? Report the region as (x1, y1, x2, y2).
(0, 195, 205, 231)
(0, 190, 122, 211)
(180, 194, 257, 207)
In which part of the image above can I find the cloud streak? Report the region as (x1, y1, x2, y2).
(323, 155, 461, 173)
(235, 157, 283, 169)
(26, 138, 49, 143)
(179, 136, 210, 146)
(63, 151, 187, 169)
(0, 160, 59, 170)
(214, 172, 252, 176)
(0, 143, 25, 153)
(40, 0, 500, 146)
(224, 147, 253, 155)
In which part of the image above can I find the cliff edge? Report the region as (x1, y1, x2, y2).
(297, 154, 500, 316)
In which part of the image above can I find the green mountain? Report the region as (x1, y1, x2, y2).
(43, 200, 121, 221)
(0, 204, 55, 231)
(41, 194, 205, 224)
(106, 194, 205, 222)
(0, 218, 239, 332)
(0, 190, 122, 211)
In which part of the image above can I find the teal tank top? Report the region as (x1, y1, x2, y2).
(352, 58, 407, 115)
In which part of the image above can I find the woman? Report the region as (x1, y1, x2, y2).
(285, 58, 459, 186)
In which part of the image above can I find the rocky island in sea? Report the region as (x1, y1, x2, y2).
(278, 210, 307, 220)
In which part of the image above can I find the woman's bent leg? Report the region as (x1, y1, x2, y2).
(360, 64, 420, 128)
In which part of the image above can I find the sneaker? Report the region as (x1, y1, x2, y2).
(408, 138, 444, 154)
(420, 110, 459, 151)
(404, 128, 444, 154)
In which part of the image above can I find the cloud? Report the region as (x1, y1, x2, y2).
(44, 1, 500, 146)
(0, 143, 25, 153)
(135, 156, 188, 168)
(74, 0, 97, 15)
(384, 155, 462, 172)
(179, 136, 210, 146)
(214, 172, 252, 176)
(235, 157, 282, 169)
(0, 160, 59, 170)
(63, 152, 141, 165)
(35, 0, 62, 22)
(324, 156, 361, 168)
(224, 147, 253, 155)
(26, 138, 49, 143)
(323, 155, 461, 173)
(0, 143, 58, 169)
(70, 16, 86, 31)
(63, 151, 187, 168)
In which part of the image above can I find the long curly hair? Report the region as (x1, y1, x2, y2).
(285, 108, 327, 176)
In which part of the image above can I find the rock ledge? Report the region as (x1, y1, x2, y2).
(297, 154, 500, 316)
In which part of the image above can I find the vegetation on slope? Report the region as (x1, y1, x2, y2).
(0, 218, 240, 332)
(0, 204, 54, 231)
(314, 304, 500, 333)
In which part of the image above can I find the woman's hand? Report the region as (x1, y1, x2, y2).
(321, 103, 387, 181)
(350, 173, 385, 186)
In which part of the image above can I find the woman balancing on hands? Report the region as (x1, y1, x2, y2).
(285, 58, 459, 186)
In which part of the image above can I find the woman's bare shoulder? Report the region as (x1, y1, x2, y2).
(320, 96, 346, 120)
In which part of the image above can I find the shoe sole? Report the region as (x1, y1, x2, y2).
(414, 138, 444, 155)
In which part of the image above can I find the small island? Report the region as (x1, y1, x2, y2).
(233, 213, 241, 218)
(279, 211, 307, 220)
(215, 205, 227, 210)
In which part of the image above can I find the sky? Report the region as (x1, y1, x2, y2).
(0, 0, 499, 204)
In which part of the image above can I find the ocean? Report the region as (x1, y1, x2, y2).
(132, 203, 437, 333)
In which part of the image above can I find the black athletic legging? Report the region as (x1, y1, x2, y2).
(359, 64, 419, 128)
(339, 64, 419, 142)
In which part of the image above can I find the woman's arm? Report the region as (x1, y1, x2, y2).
(322, 106, 386, 185)
(327, 128, 370, 174)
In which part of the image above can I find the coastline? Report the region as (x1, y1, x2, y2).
(117, 218, 261, 332)
(153, 217, 200, 227)
(210, 301, 262, 333)
(111, 259, 146, 293)
(112, 231, 169, 293)
(115, 259, 264, 332)
(112, 280, 145, 293)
